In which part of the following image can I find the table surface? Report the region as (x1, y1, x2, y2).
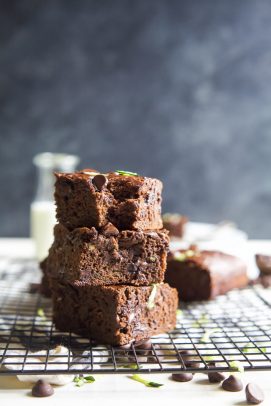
(0, 238, 271, 405)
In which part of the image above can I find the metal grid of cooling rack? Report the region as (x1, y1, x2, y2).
(1, 257, 271, 375)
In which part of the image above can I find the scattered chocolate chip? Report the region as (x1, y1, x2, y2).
(101, 222, 119, 237)
(118, 343, 131, 350)
(245, 383, 264, 404)
(135, 339, 152, 351)
(222, 375, 243, 392)
(128, 354, 147, 363)
(172, 372, 193, 382)
(92, 174, 108, 191)
(147, 355, 157, 363)
(179, 350, 200, 368)
(260, 275, 271, 288)
(32, 380, 54, 397)
(208, 371, 226, 383)
(206, 362, 226, 383)
(255, 254, 271, 275)
(29, 283, 41, 294)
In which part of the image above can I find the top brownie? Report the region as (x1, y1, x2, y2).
(54, 169, 163, 231)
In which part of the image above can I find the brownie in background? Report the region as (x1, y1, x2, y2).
(165, 249, 248, 301)
(162, 213, 188, 238)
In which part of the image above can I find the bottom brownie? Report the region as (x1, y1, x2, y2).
(40, 258, 51, 297)
(52, 282, 178, 345)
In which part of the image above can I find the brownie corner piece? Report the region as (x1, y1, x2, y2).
(165, 249, 248, 301)
(54, 169, 163, 231)
(52, 282, 178, 345)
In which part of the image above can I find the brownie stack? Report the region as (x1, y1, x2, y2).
(41, 169, 178, 345)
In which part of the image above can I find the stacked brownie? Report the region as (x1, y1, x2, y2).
(41, 169, 178, 345)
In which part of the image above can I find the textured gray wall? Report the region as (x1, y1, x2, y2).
(1, 0, 271, 238)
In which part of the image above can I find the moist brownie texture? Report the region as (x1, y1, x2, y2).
(162, 213, 188, 238)
(52, 282, 178, 345)
(43, 223, 169, 289)
(165, 249, 248, 301)
(55, 169, 163, 231)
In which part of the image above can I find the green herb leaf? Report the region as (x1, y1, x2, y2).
(192, 313, 209, 328)
(147, 284, 157, 310)
(73, 375, 95, 387)
(148, 382, 164, 388)
(129, 374, 163, 388)
(116, 170, 138, 176)
(37, 308, 46, 319)
(229, 360, 244, 373)
(242, 343, 267, 354)
(73, 376, 85, 387)
(119, 364, 141, 370)
(174, 250, 196, 262)
(200, 328, 221, 344)
(84, 375, 95, 383)
(176, 309, 183, 317)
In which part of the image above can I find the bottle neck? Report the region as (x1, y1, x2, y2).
(34, 166, 55, 202)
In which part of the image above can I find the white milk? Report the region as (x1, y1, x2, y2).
(30, 201, 56, 261)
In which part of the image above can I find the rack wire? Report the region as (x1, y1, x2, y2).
(1, 256, 271, 375)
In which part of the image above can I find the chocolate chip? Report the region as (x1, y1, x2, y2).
(118, 343, 131, 350)
(245, 383, 264, 404)
(206, 362, 226, 382)
(127, 263, 138, 273)
(29, 283, 41, 294)
(179, 350, 200, 368)
(222, 375, 243, 392)
(134, 340, 152, 356)
(147, 355, 157, 363)
(101, 222, 119, 237)
(32, 380, 54, 397)
(92, 174, 108, 191)
(135, 339, 152, 351)
(255, 254, 271, 275)
(260, 275, 271, 288)
(172, 372, 193, 382)
(208, 371, 226, 383)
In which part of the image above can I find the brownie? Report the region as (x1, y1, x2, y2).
(42, 223, 169, 293)
(52, 282, 178, 345)
(165, 249, 248, 301)
(54, 169, 163, 231)
(40, 258, 51, 297)
(162, 213, 188, 238)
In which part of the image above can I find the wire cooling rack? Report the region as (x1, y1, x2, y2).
(0, 257, 271, 375)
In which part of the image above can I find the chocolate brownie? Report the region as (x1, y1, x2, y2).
(52, 282, 178, 345)
(42, 223, 169, 292)
(165, 249, 248, 301)
(40, 258, 51, 297)
(162, 213, 188, 238)
(54, 169, 163, 231)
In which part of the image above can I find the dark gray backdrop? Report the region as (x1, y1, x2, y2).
(1, 0, 271, 238)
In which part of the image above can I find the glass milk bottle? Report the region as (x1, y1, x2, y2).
(30, 153, 79, 261)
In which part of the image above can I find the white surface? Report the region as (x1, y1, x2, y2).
(0, 233, 271, 404)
